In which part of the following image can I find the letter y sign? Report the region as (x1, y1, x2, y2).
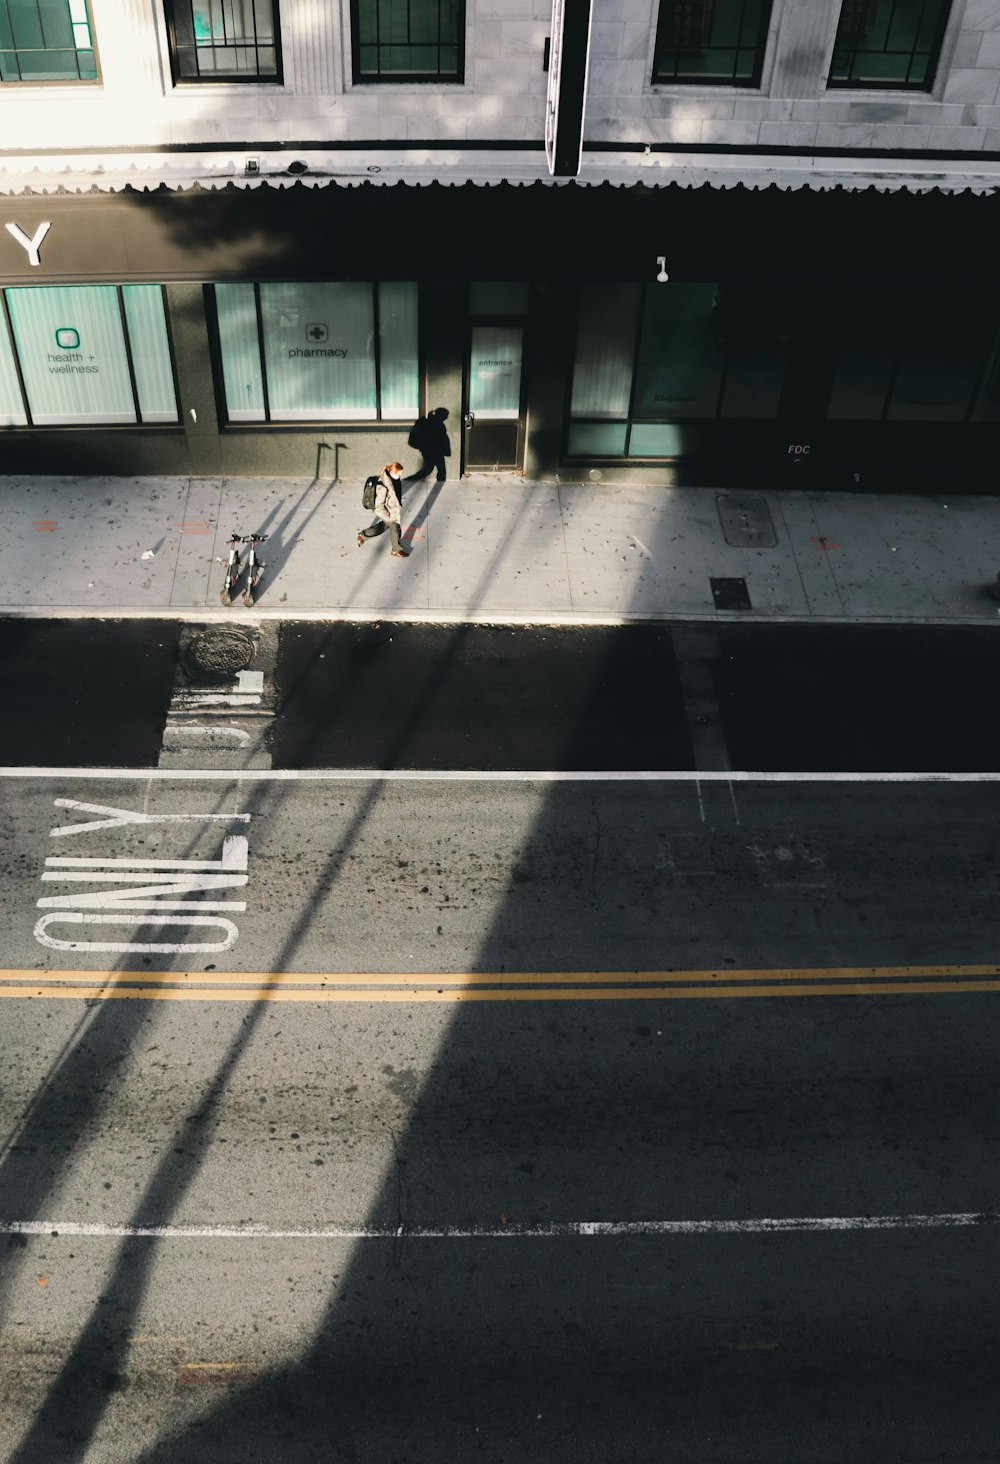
(5, 221, 51, 267)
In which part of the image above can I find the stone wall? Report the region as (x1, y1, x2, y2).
(3, 0, 1000, 158)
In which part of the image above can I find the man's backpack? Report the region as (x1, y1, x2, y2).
(362, 474, 379, 512)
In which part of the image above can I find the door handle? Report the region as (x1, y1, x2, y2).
(464, 412, 475, 427)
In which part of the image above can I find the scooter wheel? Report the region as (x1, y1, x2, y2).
(220, 589, 233, 606)
(241, 591, 254, 608)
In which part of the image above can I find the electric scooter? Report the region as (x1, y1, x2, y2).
(241, 533, 268, 607)
(219, 532, 245, 606)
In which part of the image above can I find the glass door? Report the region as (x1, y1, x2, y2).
(464, 321, 524, 471)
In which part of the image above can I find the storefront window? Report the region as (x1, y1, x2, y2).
(568, 283, 787, 458)
(633, 286, 724, 418)
(2, 283, 178, 425)
(570, 284, 640, 420)
(122, 285, 179, 423)
(213, 281, 418, 424)
(214, 282, 265, 421)
(971, 327, 1000, 423)
(827, 287, 994, 423)
(0, 320, 27, 424)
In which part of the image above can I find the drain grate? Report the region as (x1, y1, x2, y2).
(710, 577, 752, 611)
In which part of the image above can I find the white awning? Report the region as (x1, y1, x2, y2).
(1, 148, 998, 196)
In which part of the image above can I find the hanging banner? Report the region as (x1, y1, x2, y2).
(545, 0, 594, 179)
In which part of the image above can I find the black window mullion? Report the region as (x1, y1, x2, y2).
(624, 284, 645, 439)
(253, 284, 271, 422)
(373, 282, 382, 418)
(0, 289, 34, 426)
(157, 285, 184, 425)
(116, 286, 143, 423)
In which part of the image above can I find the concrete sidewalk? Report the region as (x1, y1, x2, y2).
(1, 473, 999, 626)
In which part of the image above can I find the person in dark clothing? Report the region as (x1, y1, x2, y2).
(406, 407, 451, 483)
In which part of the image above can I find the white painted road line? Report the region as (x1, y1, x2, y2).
(5, 769, 1000, 784)
(1, 1212, 995, 1240)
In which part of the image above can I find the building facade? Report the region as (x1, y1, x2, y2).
(2, 0, 1000, 489)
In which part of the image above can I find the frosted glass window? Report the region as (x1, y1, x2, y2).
(121, 285, 177, 423)
(828, 348, 896, 419)
(633, 285, 724, 419)
(5, 285, 135, 424)
(214, 281, 419, 423)
(628, 423, 698, 457)
(566, 422, 628, 455)
(260, 282, 376, 420)
(0, 317, 27, 424)
(469, 282, 529, 315)
(216, 283, 265, 421)
(887, 348, 980, 422)
(468, 325, 522, 419)
(378, 282, 419, 420)
(721, 347, 785, 417)
(972, 327, 1000, 423)
(571, 284, 640, 419)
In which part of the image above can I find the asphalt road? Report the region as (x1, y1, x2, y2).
(0, 620, 180, 768)
(1, 771, 999, 1461)
(4, 617, 1000, 771)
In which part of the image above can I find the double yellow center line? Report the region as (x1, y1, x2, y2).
(1, 965, 999, 1002)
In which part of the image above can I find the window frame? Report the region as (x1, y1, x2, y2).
(651, 0, 774, 89)
(208, 281, 422, 427)
(350, 0, 465, 86)
(826, 0, 952, 92)
(565, 281, 1000, 461)
(0, 283, 181, 429)
(567, 281, 792, 460)
(163, 0, 283, 86)
(0, 0, 100, 85)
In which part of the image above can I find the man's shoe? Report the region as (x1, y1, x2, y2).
(357, 532, 365, 548)
(391, 549, 410, 558)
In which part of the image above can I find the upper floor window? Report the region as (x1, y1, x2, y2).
(353, 0, 463, 83)
(827, 0, 950, 89)
(165, 0, 281, 82)
(0, 0, 97, 82)
(652, 0, 772, 86)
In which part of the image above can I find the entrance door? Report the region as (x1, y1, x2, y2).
(464, 322, 525, 471)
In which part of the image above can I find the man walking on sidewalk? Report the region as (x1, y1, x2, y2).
(357, 462, 410, 558)
(406, 407, 450, 484)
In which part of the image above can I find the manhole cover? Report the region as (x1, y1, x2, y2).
(182, 629, 257, 680)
